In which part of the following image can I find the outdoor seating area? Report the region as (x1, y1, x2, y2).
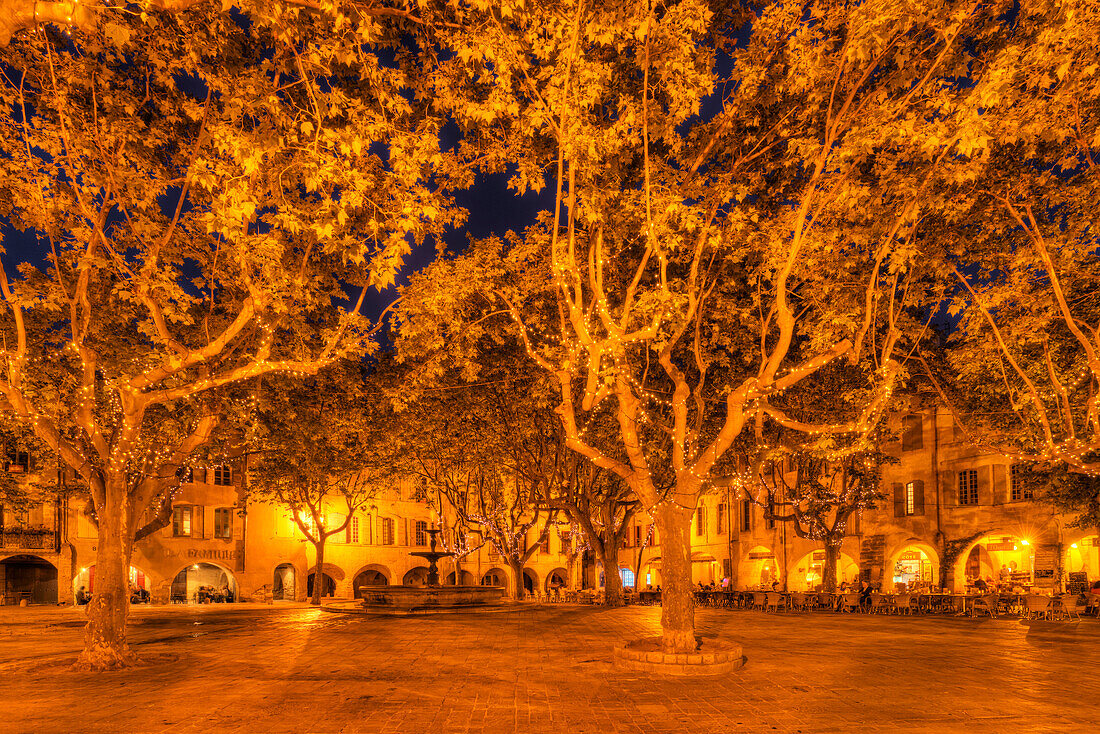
(576, 587, 1100, 622)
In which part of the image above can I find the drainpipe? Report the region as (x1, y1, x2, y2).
(932, 408, 944, 560)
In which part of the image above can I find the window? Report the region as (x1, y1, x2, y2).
(488, 542, 499, 560)
(213, 507, 232, 539)
(958, 470, 978, 505)
(540, 535, 550, 554)
(740, 499, 752, 532)
(413, 479, 428, 503)
(619, 568, 635, 587)
(347, 515, 360, 544)
(6, 450, 29, 473)
(560, 533, 572, 556)
(633, 525, 642, 547)
(173, 506, 193, 537)
(381, 517, 395, 545)
(901, 415, 923, 451)
(695, 506, 706, 536)
(716, 504, 727, 535)
(213, 465, 232, 486)
(1010, 464, 1033, 501)
(905, 483, 915, 516)
(414, 520, 428, 546)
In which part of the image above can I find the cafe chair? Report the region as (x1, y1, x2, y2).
(972, 594, 999, 618)
(752, 591, 766, 611)
(839, 592, 861, 613)
(1058, 595, 1082, 621)
(765, 592, 787, 613)
(891, 593, 914, 615)
(1023, 595, 1051, 620)
(869, 593, 890, 614)
(790, 591, 808, 611)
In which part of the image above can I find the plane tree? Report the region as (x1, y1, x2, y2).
(0, 4, 451, 668)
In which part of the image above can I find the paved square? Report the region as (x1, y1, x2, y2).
(0, 603, 1095, 733)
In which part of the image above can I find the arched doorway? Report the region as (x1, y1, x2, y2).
(1, 555, 57, 605)
(444, 570, 476, 586)
(1065, 536, 1099, 588)
(352, 565, 391, 598)
(522, 568, 538, 595)
(953, 532, 1043, 592)
(306, 572, 336, 597)
(73, 564, 151, 603)
(738, 546, 779, 589)
(402, 567, 429, 586)
(886, 541, 939, 591)
(273, 563, 296, 601)
(691, 552, 718, 585)
(170, 562, 237, 604)
(544, 567, 568, 592)
(791, 550, 859, 592)
(481, 567, 507, 587)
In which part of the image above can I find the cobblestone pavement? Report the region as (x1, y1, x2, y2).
(0, 602, 1096, 733)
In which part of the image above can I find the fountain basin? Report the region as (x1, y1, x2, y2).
(357, 585, 506, 614)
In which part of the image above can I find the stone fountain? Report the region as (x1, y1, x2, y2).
(357, 526, 505, 615)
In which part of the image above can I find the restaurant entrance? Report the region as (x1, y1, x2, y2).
(1065, 536, 1099, 584)
(889, 545, 937, 590)
(170, 562, 238, 604)
(963, 535, 1035, 589)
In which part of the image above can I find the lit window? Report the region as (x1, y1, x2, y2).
(347, 515, 360, 544)
(905, 483, 915, 516)
(173, 506, 192, 537)
(213, 507, 232, 539)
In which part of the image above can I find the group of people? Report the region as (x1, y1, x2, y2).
(196, 585, 233, 604)
(74, 584, 151, 604)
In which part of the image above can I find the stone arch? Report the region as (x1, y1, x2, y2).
(788, 549, 860, 592)
(885, 539, 941, 590)
(445, 570, 477, 586)
(72, 562, 154, 600)
(352, 564, 391, 598)
(481, 567, 508, 587)
(950, 530, 1047, 593)
(544, 567, 569, 592)
(402, 566, 430, 586)
(0, 554, 58, 605)
(737, 545, 779, 589)
(169, 561, 238, 604)
(1064, 534, 1099, 586)
(522, 567, 539, 595)
(306, 562, 346, 581)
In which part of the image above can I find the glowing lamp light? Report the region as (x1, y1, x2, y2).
(192, 564, 199, 570)
(1020, 540, 1030, 546)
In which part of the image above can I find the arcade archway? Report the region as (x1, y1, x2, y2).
(522, 567, 538, 595)
(273, 563, 297, 601)
(72, 563, 151, 603)
(1, 554, 57, 605)
(738, 546, 779, 589)
(886, 541, 939, 590)
(481, 567, 507, 587)
(544, 567, 568, 592)
(403, 567, 429, 586)
(170, 562, 237, 604)
(306, 572, 336, 597)
(790, 549, 859, 592)
(444, 569, 476, 586)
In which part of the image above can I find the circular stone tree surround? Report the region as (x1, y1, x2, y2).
(613, 637, 744, 676)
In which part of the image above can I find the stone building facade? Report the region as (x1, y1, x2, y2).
(1, 464, 574, 606)
(617, 408, 1099, 594)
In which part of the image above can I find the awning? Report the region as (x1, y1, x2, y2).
(691, 552, 717, 563)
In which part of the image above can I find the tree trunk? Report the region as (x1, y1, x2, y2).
(654, 501, 695, 654)
(508, 558, 525, 600)
(600, 538, 624, 607)
(311, 538, 325, 606)
(823, 539, 841, 593)
(77, 481, 136, 670)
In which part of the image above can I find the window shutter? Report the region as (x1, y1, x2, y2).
(912, 480, 925, 516)
(194, 467, 207, 483)
(892, 484, 905, 518)
(194, 505, 204, 539)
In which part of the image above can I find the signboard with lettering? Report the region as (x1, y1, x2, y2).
(1068, 571, 1088, 595)
(748, 552, 775, 560)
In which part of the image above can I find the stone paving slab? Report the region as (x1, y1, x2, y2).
(0, 604, 1095, 733)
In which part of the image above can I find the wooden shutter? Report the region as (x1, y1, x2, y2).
(911, 480, 925, 516)
(194, 505, 204, 538)
(892, 484, 905, 517)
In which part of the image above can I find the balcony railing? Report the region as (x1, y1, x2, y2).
(0, 528, 59, 550)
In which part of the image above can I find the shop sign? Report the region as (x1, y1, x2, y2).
(984, 541, 1019, 552)
(159, 547, 240, 561)
(1033, 545, 1057, 586)
(748, 552, 775, 560)
(812, 551, 826, 561)
(899, 551, 922, 561)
